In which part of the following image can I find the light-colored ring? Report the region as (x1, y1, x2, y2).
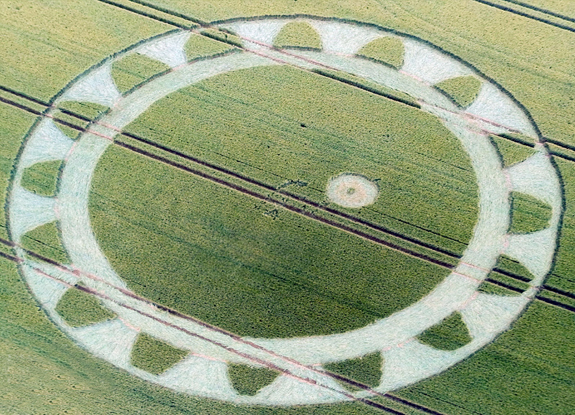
(8, 17, 562, 406)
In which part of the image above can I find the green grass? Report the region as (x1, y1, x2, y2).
(227, 364, 279, 396)
(89, 145, 450, 338)
(477, 281, 518, 296)
(417, 312, 471, 351)
(398, 302, 575, 415)
(509, 192, 553, 234)
(111, 53, 169, 94)
(0, 104, 37, 239)
(0, 0, 169, 101)
(130, 333, 188, 375)
(2, 1, 575, 413)
(21, 221, 69, 265)
(57, 101, 109, 121)
(54, 285, 115, 327)
(273, 21, 322, 50)
(20, 160, 62, 197)
(0, 259, 391, 414)
(200, 28, 243, 48)
(313, 68, 419, 107)
(545, 158, 575, 292)
(125, 64, 479, 255)
(435, 76, 482, 108)
(324, 352, 383, 390)
(185, 33, 236, 60)
(491, 136, 536, 167)
(357, 36, 405, 69)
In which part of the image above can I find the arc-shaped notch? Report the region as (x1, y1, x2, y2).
(402, 39, 473, 84)
(356, 36, 405, 69)
(137, 31, 191, 68)
(55, 284, 116, 328)
(505, 150, 562, 208)
(71, 318, 138, 369)
(255, 366, 348, 405)
(19, 119, 74, 169)
(503, 228, 557, 285)
(10, 186, 57, 242)
(60, 63, 121, 107)
(130, 333, 188, 375)
(274, 21, 322, 50)
(310, 21, 382, 55)
(460, 293, 529, 342)
(380, 341, 460, 391)
(227, 363, 279, 396)
(466, 83, 537, 137)
(219, 20, 288, 50)
(159, 355, 236, 398)
(21, 262, 77, 311)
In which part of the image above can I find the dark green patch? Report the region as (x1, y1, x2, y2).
(57, 101, 108, 120)
(185, 33, 236, 61)
(324, 352, 383, 390)
(495, 255, 537, 281)
(21, 221, 69, 264)
(130, 333, 188, 375)
(418, 312, 471, 351)
(313, 68, 419, 107)
(111, 53, 169, 94)
(435, 75, 482, 108)
(55, 286, 115, 327)
(274, 21, 322, 50)
(45, 115, 81, 139)
(90, 146, 451, 339)
(200, 28, 243, 48)
(510, 192, 552, 234)
(227, 364, 279, 396)
(478, 281, 518, 296)
(20, 160, 62, 196)
(357, 36, 405, 69)
(486, 269, 531, 292)
(491, 135, 536, 167)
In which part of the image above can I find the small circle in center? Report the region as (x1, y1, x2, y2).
(326, 174, 379, 208)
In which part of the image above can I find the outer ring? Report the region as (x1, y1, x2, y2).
(8, 17, 562, 405)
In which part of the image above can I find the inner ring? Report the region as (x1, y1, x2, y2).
(56, 48, 507, 364)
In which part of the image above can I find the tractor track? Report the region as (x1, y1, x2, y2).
(1, 82, 574, 313)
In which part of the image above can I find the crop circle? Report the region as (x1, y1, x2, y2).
(8, 16, 562, 406)
(326, 174, 379, 208)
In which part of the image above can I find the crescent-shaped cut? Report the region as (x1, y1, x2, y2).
(309, 20, 382, 55)
(504, 228, 558, 285)
(12, 17, 560, 406)
(459, 293, 530, 341)
(505, 150, 562, 209)
(70, 318, 138, 368)
(9, 186, 56, 242)
(253, 366, 349, 405)
(219, 20, 288, 50)
(379, 341, 460, 391)
(136, 31, 191, 68)
(158, 355, 237, 399)
(60, 63, 121, 107)
(19, 119, 74, 169)
(22, 262, 76, 311)
(466, 83, 537, 137)
(401, 39, 473, 84)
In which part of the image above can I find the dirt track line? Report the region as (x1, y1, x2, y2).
(1, 90, 573, 312)
(498, 0, 575, 23)
(115, 140, 457, 269)
(0, 239, 415, 415)
(470, 0, 575, 33)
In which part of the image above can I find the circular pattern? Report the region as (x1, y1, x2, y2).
(8, 16, 562, 406)
(326, 173, 379, 208)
